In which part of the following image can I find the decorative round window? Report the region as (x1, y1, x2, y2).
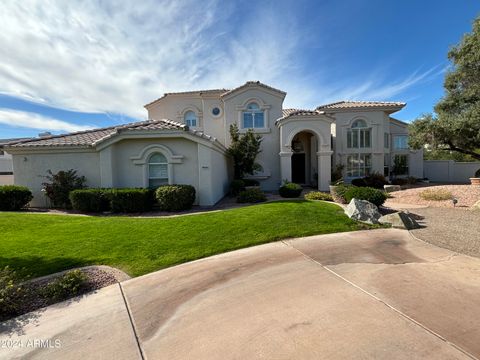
(212, 107, 221, 116)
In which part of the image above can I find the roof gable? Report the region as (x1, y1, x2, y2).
(221, 81, 286, 99)
(316, 100, 405, 113)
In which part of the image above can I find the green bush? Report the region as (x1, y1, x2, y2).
(345, 187, 387, 207)
(0, 266, 28, 321)
(69, 189, 110, 212)
(109, 188, 154, 213)
(42, 270, 88, 303)
(0, 185, 33, 211)
(230, 179, 245, 196)
(351, 173, 389, 189)
(42, 169, 86, 209)
(242, 178, 260, 186)
(237, 188, 267, 203)
(304, 191, 333, 201)
(155, 185, 196, 211)
(330, 184, 352, 204)
(279, 181, 302, 198)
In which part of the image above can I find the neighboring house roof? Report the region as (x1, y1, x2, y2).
(0, 137, 33, 148)
(4, 119, 220, 149)
(389, 117, 410, 127)
(221, 81, 286, 98)
(316, 100, 405, 112)
(144, 89, 229, 108)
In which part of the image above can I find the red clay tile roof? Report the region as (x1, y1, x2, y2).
(221, 81, 286, 98)
(144, 89, 229, 107)
(6, 119, 188, 148)
(316, 100, 405, 111)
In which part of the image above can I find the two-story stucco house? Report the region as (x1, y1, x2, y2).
(4, 81, 422, 207)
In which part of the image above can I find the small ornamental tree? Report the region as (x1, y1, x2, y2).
(227, 124, 262, 179)
(42, 169, 86, 209)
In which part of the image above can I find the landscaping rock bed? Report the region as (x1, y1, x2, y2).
(387, 184, 480, 208)
(1, 266, 129, 322)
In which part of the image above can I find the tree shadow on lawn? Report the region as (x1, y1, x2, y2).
(0, 256, 93, 337)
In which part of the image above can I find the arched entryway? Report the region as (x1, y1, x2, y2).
(291, 131, 318, 186)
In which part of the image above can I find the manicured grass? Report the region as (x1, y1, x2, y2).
(0, 201, 373, 278)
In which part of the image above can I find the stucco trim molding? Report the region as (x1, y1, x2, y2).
(130, 144, 184, 165)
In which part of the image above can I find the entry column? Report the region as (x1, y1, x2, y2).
(279, 151, 293, 182)
(317, 150, 333, 191)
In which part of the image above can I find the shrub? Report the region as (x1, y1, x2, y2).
(345, 186, 387, 207)
(42, 270, 88, 303)
(475, 168, 480, 177)
(351, 173, 389, 189)
(331, 164, 345, 183)
(0, 266, 28, 321)
(242, 178, 260, 187)
(0, 185, 33, 211)
(156, 185, 196, 211)
(330, 183, 352, 204)
(230, 179, 245, 196)
(109, 188, 154, 213)
(406, 176, 418, 185)
(304, 191, 333, 201)
(42, 169, 86, 209)
(237, 188, 267, 203)
(69, 189, 110, 212)
(419, 189, 453, 201)
(351, 178, 367, 187)
(279, 181, 302, 198)
(391, 178, 408, 186)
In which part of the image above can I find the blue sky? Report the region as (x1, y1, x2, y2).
(0, 0, 479, 138)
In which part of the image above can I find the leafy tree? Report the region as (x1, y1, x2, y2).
(227, 124, 262, 179)
(42, 169, 86, 209)
(409, 16, 480, 160)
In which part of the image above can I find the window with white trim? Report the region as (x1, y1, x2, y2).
(347, 119, 371, 148)
(346, 153, 372, 178)
(242, 102, 264, 129)
(148, 153, 168, 187)
(393, 135, 409, 150)
(393, 154, 409, 176)
(184, 111, 197, 127)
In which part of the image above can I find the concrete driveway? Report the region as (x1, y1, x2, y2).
(1, 229, 479, 359)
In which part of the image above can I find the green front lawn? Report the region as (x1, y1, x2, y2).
(0, 201, 372, 278)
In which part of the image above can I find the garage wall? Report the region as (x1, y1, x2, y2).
(424, 160, 480, 183)
(11, 151, 101, 207)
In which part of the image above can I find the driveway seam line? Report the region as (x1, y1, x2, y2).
(118, 283, 146, 360)
(281, 240, 478, 360)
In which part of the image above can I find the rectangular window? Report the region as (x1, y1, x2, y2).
(384, 154, 390, 177)
(347, 129, 370, 148)
(394, 135, 409, 150)
(148, 164, 168, 187)
(346, 154, 372, 178)
(243, 113, 253, 128)
(393, 154, 409, 175)
(384, 133, 390, 149)
(186, 119, 197, 127)
(254, 112, 264, 128)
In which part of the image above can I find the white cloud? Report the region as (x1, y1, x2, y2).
(0, 0, 442, 123)
(0, 108, 92, 132)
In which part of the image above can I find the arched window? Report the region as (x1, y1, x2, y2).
(242, 102, 264, 129)
(184, 111, 197, 127)
(148, 153, 168, 188)
(347, 119, 371, 148)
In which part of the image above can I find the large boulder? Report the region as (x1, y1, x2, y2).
(344, 198, 381, 224)
(378, 211, 421, 230)
(384, 185, 401, 193)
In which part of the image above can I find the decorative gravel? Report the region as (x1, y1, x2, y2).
(3, 266, 129, 322)
(387, 184, 480, 209)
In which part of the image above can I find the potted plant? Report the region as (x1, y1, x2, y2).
(470, 169, 480, 185)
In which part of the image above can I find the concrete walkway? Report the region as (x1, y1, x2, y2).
(1, 229, 480, 359)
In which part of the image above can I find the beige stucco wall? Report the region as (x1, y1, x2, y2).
(424, 160, 480, 183)
(11, 150, 101, 207)
(223, 87, 284, 190)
